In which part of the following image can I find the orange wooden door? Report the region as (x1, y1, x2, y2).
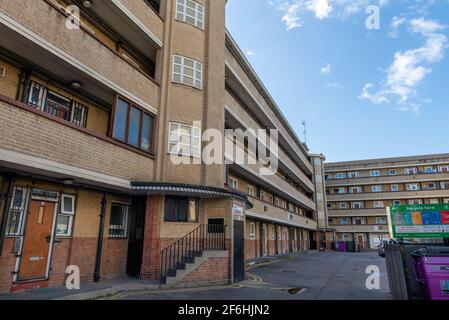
(18, 200, 55, 281)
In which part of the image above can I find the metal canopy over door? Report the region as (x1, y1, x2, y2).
(18, 200, 56, 281)
(233, 220, 245, 282)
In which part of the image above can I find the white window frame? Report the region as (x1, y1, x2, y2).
(247, 185, 255, 196)
(172, 55, 203, 89)
(404, 167, 418, 175)
(348, 171, 359, 179)
(376, 217, 387, 225)
(336, 173, 345, 179)
(424, 166, 435, 174)
(351, 202, 364, 209)
(249, 222, 256, 240)
(371, 185, 382, 193)
(391, 184, 399, 192)
(441, 182, 449, 190)
(5, 187, 29, 236)
(406, 183, 420, 191)
(342, 233, 352, 240)
(337, 187, 346, 194)
(393, 200, 401, 206)
(429, 199, 439, 204)
(230, 177, 239, 190)
(349, 186, 362, 194)
(168, 122, 201, 158)
(370, 170, 380, 177)
(108, 202, 130, 238)
(444, 198, 449, 204)
(353, 217, 366, 225)
(340, 218, 350, 225)
(175, 0, 205, 30)
(438, 166, 449, 173)
(388, 169, 397, 176)
(373, 201, 385, 209)
(56, 194, 76, 236)
(425, 182, 436, 190)
(339, 202, 347, 209)
(408, 199, 423, 205)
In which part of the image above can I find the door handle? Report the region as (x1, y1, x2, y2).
(46, 235, 52, 243)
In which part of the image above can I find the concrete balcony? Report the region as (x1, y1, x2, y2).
(330, 225, 389, 233)
(0, 0, 159, 113)
(328, 208, 388, 217)
(327, 189, 449, 202)
(225, 48, 313, 176)
(325, 172, 449, 187)
(229, 161, 316, 211)
(247, 197, 317, 230)
(0, 98, 154, 191)
(87, 0, 163, 48)
(225, 92, 314, 193)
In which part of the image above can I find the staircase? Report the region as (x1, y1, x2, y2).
(159, 224, 227, 287)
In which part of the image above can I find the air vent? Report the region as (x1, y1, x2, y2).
(0, 65, 5, 78)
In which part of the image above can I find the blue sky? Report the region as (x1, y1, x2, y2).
(226, 0, 449, 162)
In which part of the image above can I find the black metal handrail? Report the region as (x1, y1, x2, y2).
(160, 224, 226, 285)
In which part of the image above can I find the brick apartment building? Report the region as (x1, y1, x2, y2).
(0, 0, 325, 293)
(325, 154, 449, 249)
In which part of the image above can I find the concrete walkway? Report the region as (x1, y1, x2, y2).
(0, 277, 159, 300)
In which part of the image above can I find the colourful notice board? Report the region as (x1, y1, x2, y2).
(389, 204, 449, 238)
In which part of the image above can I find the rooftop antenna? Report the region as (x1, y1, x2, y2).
(302, 121, 307, 145)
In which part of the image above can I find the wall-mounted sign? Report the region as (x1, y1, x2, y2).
(31, 189, 59, 202)
(388, 204, 449, 238)
(232, 204, 244, 221)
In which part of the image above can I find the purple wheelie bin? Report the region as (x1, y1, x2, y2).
(412, 247, 449, 300)
(337, 241, 346, 252)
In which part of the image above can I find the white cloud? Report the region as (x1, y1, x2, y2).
(360, 18, 448, 115)
(307, 0, 332, 20)
(320, 63, 332, 74)
(388, 16, 407, 38)
(269, 0, 387, 30)
(325, 81, 340, 87)
(246, 50, 256, 56)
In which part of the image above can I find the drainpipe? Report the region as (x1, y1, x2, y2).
(0, 175, 13, 256)
(94, 194, 107, 282)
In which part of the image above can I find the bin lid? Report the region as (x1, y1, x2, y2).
(412, 246, 449, 257)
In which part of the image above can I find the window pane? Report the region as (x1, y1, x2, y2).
(177, 198, 189, 222)
(56, 215, 70, 235)
(141, 113, 153, 152)
(113, 99, 129, 141)
(189, 200, 197, 222)
(165, 197, 178, 222)
(128, 106, 141, 147)
(63, 196, 73, 213)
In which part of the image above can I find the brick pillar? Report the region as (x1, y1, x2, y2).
(140, 195, 162, 281)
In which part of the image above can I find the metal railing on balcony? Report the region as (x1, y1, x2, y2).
(160, 224, 226, 285)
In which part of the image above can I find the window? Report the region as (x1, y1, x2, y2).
(5, 187, 29, 236)
(275, 198, 280, 207)
(172, 55, 203, 89)
(376, 217, 387, 224)
(424, 166, 435, 174)
(325, 174, 332, 180)
(113, 98, 154, 152)
(56, 194, 76, 236)
(429, 199, 439, 204)
(425, 183, 436, 190)
(441, 182, 449, 190)
(406, 183, 420, 191)
(229, 178, 239, 190)
(353, 217, 366, 225)
(336, 173, 345, 179)
(165, 196, 199, 223)
(404, 167, 418, 175)
(342, 233, 352, 240)
(315, 174, 323, 183)
(370, 170, 380, 177)
(337, 187, 346, 194)
(208, 218, 225, 233)
(438, 166, 449, 173)
(348, 172, 359, 179)
(316, 193, 323, 201)
(389, 169, 397, 176)
(260, 191, 265, 201)
(391, 184, 399, 192)
(26, 81, 87, 127)
(247, 185, 255, 196)
(249, 222, 256, 240)
(340, 218, 350, 225)
(168, 122, 201, 157)
(327, 203, 334, 209)
(109, 203, 130, 238)
(408, 199, 423, 205)
(328, 218, 334, 224)
(393, 200, 401, 206)
(351, 202, 364, 209)
(372, 185, 382, 193)
(373, 201, 385, 208)
(349, 186, 362, 194)
(444, 199, 449, 204)
(175, 0, 205, 29)
(339, 202, 347, 209)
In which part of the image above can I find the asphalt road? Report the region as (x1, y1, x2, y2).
(107, 251, 392, 300)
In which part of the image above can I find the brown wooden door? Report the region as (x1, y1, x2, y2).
(18, 200, 55, 281)
(357, 235, 364, 251)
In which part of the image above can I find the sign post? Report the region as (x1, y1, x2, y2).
(388, 204, 449, 239)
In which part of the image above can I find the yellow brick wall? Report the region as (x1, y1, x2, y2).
(0, 59, 21, 98)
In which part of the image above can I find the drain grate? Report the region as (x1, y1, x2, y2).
(288, 287, 306, 295)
